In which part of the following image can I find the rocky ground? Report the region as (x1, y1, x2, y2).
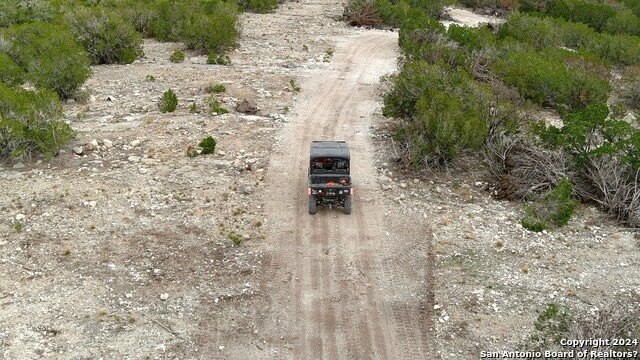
(0, 1, 639, 359)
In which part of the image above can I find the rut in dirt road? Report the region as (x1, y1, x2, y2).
(259, 29, 435, 359)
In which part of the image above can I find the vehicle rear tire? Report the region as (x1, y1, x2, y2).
(309, 196, 318, 215)
(343, 196, 352, 215)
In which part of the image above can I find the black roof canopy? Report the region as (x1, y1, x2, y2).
(310, 141, 350, 159)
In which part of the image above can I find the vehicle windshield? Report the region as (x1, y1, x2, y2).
(310, 157, 349, 173)
(310, 175, 350, 185)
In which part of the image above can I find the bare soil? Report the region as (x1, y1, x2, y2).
(0, 2, 639, 360)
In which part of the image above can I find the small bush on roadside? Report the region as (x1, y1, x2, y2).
(395, 87, 488, 167)
(158, 89, 178, 113)
(207, 53, 231, 65)
(497, 12, 561, 50)
(228, 232, 243, 245)
(0, 84, 74, 161)
(169, 49, 185, 63)
(205, 83, 226, 93)
(520, 178, 577, 232)
(66, 7, 143, 65)
(3, 22, 91, 99)
(207, 96, 228, 115)
(374, 0, 413, 27)
(289, 79, 301, 92)
(189, 102, 197, 114)
(198, 136, 216, 155)
(186, 145, 198, 158)
(182, 2, 239, 53)
(149, 1, 239, 54)
(398, 10, 446, 59)
(384, 62, 495, 168)
(521, 207, 547, 231)
(529, 303, 570, 349)
(447, 24, 496, 51)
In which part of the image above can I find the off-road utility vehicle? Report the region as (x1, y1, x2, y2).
(308, 141, 352, 215)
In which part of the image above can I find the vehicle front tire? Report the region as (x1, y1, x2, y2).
(309, 196, 318, 215)
(343, 196, 352, 215)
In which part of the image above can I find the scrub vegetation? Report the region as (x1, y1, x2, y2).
(345, 0, 640, 227)
(0, 0, 275, 162)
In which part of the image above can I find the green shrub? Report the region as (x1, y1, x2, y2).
(149, 0, 239, 54)
(407, 0, 444, 17)
(542, 103, 640, 167)
(0, 0, 56, 27)
(146, 0, 187, 41)
(158, 89, 178, 113)
(520, 178, 577, 231)
(521, 207, 548, 231)
(66, 7, 143, 65)
(0, 52, 25, 86)
(622, 0, 640, 18)
(398, 9, 445, 59)
(548, 0, 616, 32)
(491, 49, 610, 112)
(497, 12, 561, 50)
(207, 53, 231, 65)
(117, 1, 156, 35)
(603, 10, 640, 36)
(529, 303, 570, 349)
(383, 61, 443, 119)
(289, 79, 301, 92)
(205, 83, 226, 93)
(198, 136, 216, 154)
(396, 87, 488, 167)
(526, 301, 640, 352)
(499, 12, 640, 65)
(189, 102, 198, 113)
(227, 232, 243, 245)
(372, 0, 413, 27)
(185, 2, 239, 53)
(447, 24, 496, 51)
(384, 62, 494, 167)
(207, 96, 228, 115)
(592, 32, 640, 66)
(237, 0, 278, 13)
(169, 49, 185, 63)
(0, 84, 74, 161)
(3, 22, 91, 99)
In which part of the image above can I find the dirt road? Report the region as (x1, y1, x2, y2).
(250, 30, 435, 359)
